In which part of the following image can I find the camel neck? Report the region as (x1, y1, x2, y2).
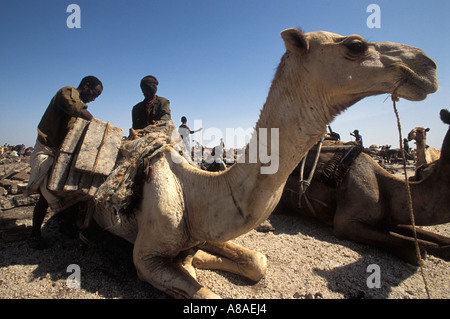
(240, 54, 333, 176)
(239, 54, 332, 174)
(434, 127, 450, 173)
(214, 54, 334, 236)
(415, 138, 427, 166)
(405, 127, 450, 226)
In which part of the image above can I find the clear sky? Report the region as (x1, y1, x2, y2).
(1, 0, 449, 150)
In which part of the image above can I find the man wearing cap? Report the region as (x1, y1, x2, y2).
(350, 129, 363, 147)
(132, 75, 171, 129)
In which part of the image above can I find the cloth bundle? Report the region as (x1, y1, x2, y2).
(93, 121, 180, 215)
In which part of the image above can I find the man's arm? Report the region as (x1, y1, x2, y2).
(131, 103, 143, 129)
(158, 99, 171, 121)
(57, 87, 87, 116)
(79, 109, 94, 120)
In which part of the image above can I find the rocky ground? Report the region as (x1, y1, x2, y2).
(0, 153, 449, 300)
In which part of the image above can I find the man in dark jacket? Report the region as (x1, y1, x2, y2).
(132, 75, 171, 129)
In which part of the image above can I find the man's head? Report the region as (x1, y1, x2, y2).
(181, 116, 187, 124)
(78, 76, 103, 103)
(140, 75, 158, 100)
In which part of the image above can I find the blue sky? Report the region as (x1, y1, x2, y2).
(0, 0, 449, 150)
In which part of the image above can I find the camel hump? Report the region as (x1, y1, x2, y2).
(440, 109, 450, 125)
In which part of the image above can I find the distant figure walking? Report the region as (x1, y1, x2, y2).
(178, 116, 202, 156)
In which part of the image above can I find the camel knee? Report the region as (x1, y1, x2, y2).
(240, 251, 267, 281)
(177, 250, 197, 280)
(203, 241, 268, 280)
(226, 250, 268, 281)
(133, 251, 219, 299)
(192, 249, 267, 282)
(133, 252, 159, 283)
(132, 249, 176, 289)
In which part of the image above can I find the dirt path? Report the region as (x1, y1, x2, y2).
(1, 202, 449, 299)
(1, 153, 448, 299)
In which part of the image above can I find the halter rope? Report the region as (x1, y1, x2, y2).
(392, 95, 431, 299)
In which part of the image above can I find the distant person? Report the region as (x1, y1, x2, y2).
(403, 137, 415, 161)
(212, 138, 226, 162)
(351, 129, 363, 147)
(178, 116, 202, 154)
(27, 76, 103, 249)
(403, 138, 410, 154)
(132, 75, 171, 129)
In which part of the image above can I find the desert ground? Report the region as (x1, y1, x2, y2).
(0, 155, 449, 300)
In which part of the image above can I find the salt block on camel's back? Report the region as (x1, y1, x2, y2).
(75, 118, 123, 176)
(48, 119, 89, 191)
(48, 118, 123, 194)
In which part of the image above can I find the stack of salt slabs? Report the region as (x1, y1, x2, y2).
(48, 118, 123, 197)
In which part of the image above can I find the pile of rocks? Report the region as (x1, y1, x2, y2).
(0, 149, 39, 211)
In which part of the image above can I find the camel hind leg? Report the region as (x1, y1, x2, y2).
(333, 216, 427, 265)
(192, 241, 268, 282)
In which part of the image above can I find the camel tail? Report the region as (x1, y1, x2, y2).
(440, 109, 450, 125)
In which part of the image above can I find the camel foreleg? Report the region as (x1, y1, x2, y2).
(176, 249, 198, 280)
(133, 247, 220, 299)
(334, 218, 427, 265)
(391, 225, 450, 261)
(193, 241, 268, 282)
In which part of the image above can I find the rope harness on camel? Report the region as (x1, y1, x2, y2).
(298, 137, 324, 213)
(295, 139, 363, 217)
(392, 95, 431, 298)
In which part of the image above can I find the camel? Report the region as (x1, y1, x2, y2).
(407, 126, 441, 169)
(84, 29, 438, 298)
(281, 110, 450, 265)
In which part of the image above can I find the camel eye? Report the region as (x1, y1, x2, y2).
(346, 41, 368, 55)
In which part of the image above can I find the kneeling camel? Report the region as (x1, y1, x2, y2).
(281, 110, 450, 265)
(63, 29, 437, 298)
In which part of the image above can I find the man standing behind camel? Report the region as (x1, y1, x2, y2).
(132, 75, 171, 129)
(27, 76, 103, 249)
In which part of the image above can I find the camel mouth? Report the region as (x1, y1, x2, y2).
(407, 133, 415, 142)
(392, 63, 438, 101)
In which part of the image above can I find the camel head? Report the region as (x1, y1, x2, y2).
(280, 29, 438, 113)
(407, 127, 430, 142)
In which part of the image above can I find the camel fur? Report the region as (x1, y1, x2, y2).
(89, 28, 438, 298)
(282, 110, 450, 265)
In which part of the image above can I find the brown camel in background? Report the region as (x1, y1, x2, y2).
(281, 110, 450, 265)
(407, 126, 441, 169)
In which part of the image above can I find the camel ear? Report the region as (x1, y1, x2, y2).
(440, 109, 450, 125)
(281, 28, 309, 54)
